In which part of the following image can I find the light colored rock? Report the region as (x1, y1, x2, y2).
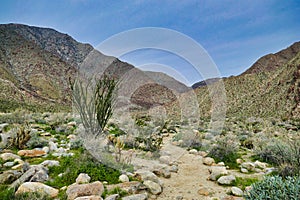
(76, 173, 91, 184)
(106, 181, 141, 194)
(119, 174, 129, 183)
(169, 165, 178, 173)
(42, 146, 50, 153)
(159, 155, 172, 165)
(240, 168, 249, 173)
(17, 149, 46, 157)
(231, 186, 243, 196)
(236, 158, 243, 164)
(217, 162, 225, 166)
(0, 170, 22, 184)
(12, 163, 23, 170)
(254, 160, 267, 169)
(198, 187, 210, 196)
(3, 161, 15, 167)
(68, 121, 77, 127)
(104, 194, 119, 200)
(0, 152, 20, 161)
(14, 158, 24, 164)
(74, 195, 103, 200)
(40, 160, 60, 167)
(241, 162, 255, 171)
(66, 181, 104, 200)
(217, 175, 236, 185)
(121, 193, 147, 200)
(49, 141, 58, 152)
(15, 182, 59, 198)
(199, 151, 208, 157)
(209, 166, 228, 181)
(134, 170, 160, 184)
(203, 157, 215, 166)
(189, 149, 198, 154)
(29, 166, 49, 182)
(143, 180, 162, 195)
(161, 168, 171, 178)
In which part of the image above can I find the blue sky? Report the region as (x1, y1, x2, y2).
(0, 0, 299, 85)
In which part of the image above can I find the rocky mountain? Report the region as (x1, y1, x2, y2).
(193, 41, 300, 120)
(0, 23, 189, 112)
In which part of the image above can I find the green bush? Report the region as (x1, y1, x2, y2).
(26, 132, 48, 149)
(245, 176, 300, 200)
(207, 134, 240, 168)
(255, 137, 300, 177)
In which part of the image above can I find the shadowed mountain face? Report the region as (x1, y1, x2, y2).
(0, 23, 190, 112)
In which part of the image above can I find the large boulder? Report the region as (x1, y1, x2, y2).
(66, 181, 104, 200)
(17, 149, 46, 157)
(0, 152, 20, 161)
(15, 182, 59, 198)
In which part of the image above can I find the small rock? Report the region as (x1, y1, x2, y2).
(74, 196, 103, 200)
(119, 174, 129, 183)
(3, 161, 15, 167)
(241, 162, 255, 171)
(104, 194, 119, 200)
(66, 181, 104, 200)
(12, 163, 23, 170)
(134, 170, 160, 184)
(49, 141, 58, 152)
(143, 180, 162, 195)
(0, 153, 20, 161)
(189, 149, 198, 154)
(254, 160, 267, 169)
(68, 121, 77, 127)
(169, 165, 178, 173)
(240, 168, 249, 173)
(236, 159, 243, 164)
(15, 182, 58, 198)
(209, 166, 228, 181)
(203, 157, 215, 166)
(14, 158, 24, 164)
(217, 175, 236, 185)
(198, 187, 210, 196)
(198, 151, 208, 157)
(121, 193, 147, 200)
(40, 160, 60, 167)
(17, 149, 46, 157)
(42, 146, 50, 154)
(217, 162, 225, 166)
(161, 168, 171, 178)
(231, 187, 243, 196)
(41, 132, 52, 137)
(159, 156, 172, 165)
(76, 173, 91, 184)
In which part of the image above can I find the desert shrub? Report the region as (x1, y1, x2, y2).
(70, 75, 117, 136)
(245, 176, 300, 200)
(173, 129, 203, 150)
(207, 133, 240, 168)
(70, 139, 84, 150)
(26, 132, 48, 149)
(7, 124, 31, 149)
(255, 137, 300, 177)
(46, 151, 120, 188)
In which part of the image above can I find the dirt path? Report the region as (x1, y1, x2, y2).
(156, 138, 230, 200)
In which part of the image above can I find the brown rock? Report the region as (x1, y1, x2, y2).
(17, 149, 46, 157)
(15, 182, 58, 198)
(198, 187, 210, 196)
(66, 181, 104, 200)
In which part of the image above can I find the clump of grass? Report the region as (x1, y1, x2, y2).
(102, 187, 128, 199)
(46, 150, 121, 188)
(233, 177, 260, 190)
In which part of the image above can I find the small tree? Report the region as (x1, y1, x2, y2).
(70, 75, 117, 137)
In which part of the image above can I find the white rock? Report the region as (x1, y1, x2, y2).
(42, 146, 50, 154)
(3, 161, 15, 167)
(0, 153, 20, 161)
(40, 160, 60, 167)
(209, 166, 228, 181)
(217, 175, 236, 185)
(241, 162, 255, 171)
(159, 155, 172, 165)
(122, 193, 148, 200)
(231, 186, 243, 196)
(119, 174, 129, 183)
(67, 181, 104, 200)
(143, 180, 162, 195)
(203, 157, 215, 166)
(254, 160, 267, 169)
(189, 149, 198, 154)
(241, 168, 249, 173)
(74, 195, 103, 200)
(15, 182, 59, 198)
(76, 173, 91, 184)
(49, 141, 58, 152)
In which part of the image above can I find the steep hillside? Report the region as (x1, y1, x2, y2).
(193, 42, 300, 120)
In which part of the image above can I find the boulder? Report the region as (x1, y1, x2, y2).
(203, 157, 215, 166)
(0, 152, 20, 161)
(217, 175, 236, 185)
(143, 180, 162, 195)
(15, 182, 58, 198)
(209, 166, 228, 181)
(231, 186, 243, 197)
(76, 173, 91, 184)
(66, 181, 104, 200)
(119, 174, 129, 183)
(17, 149, 46, 157)
(0, 170, 22, 184)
